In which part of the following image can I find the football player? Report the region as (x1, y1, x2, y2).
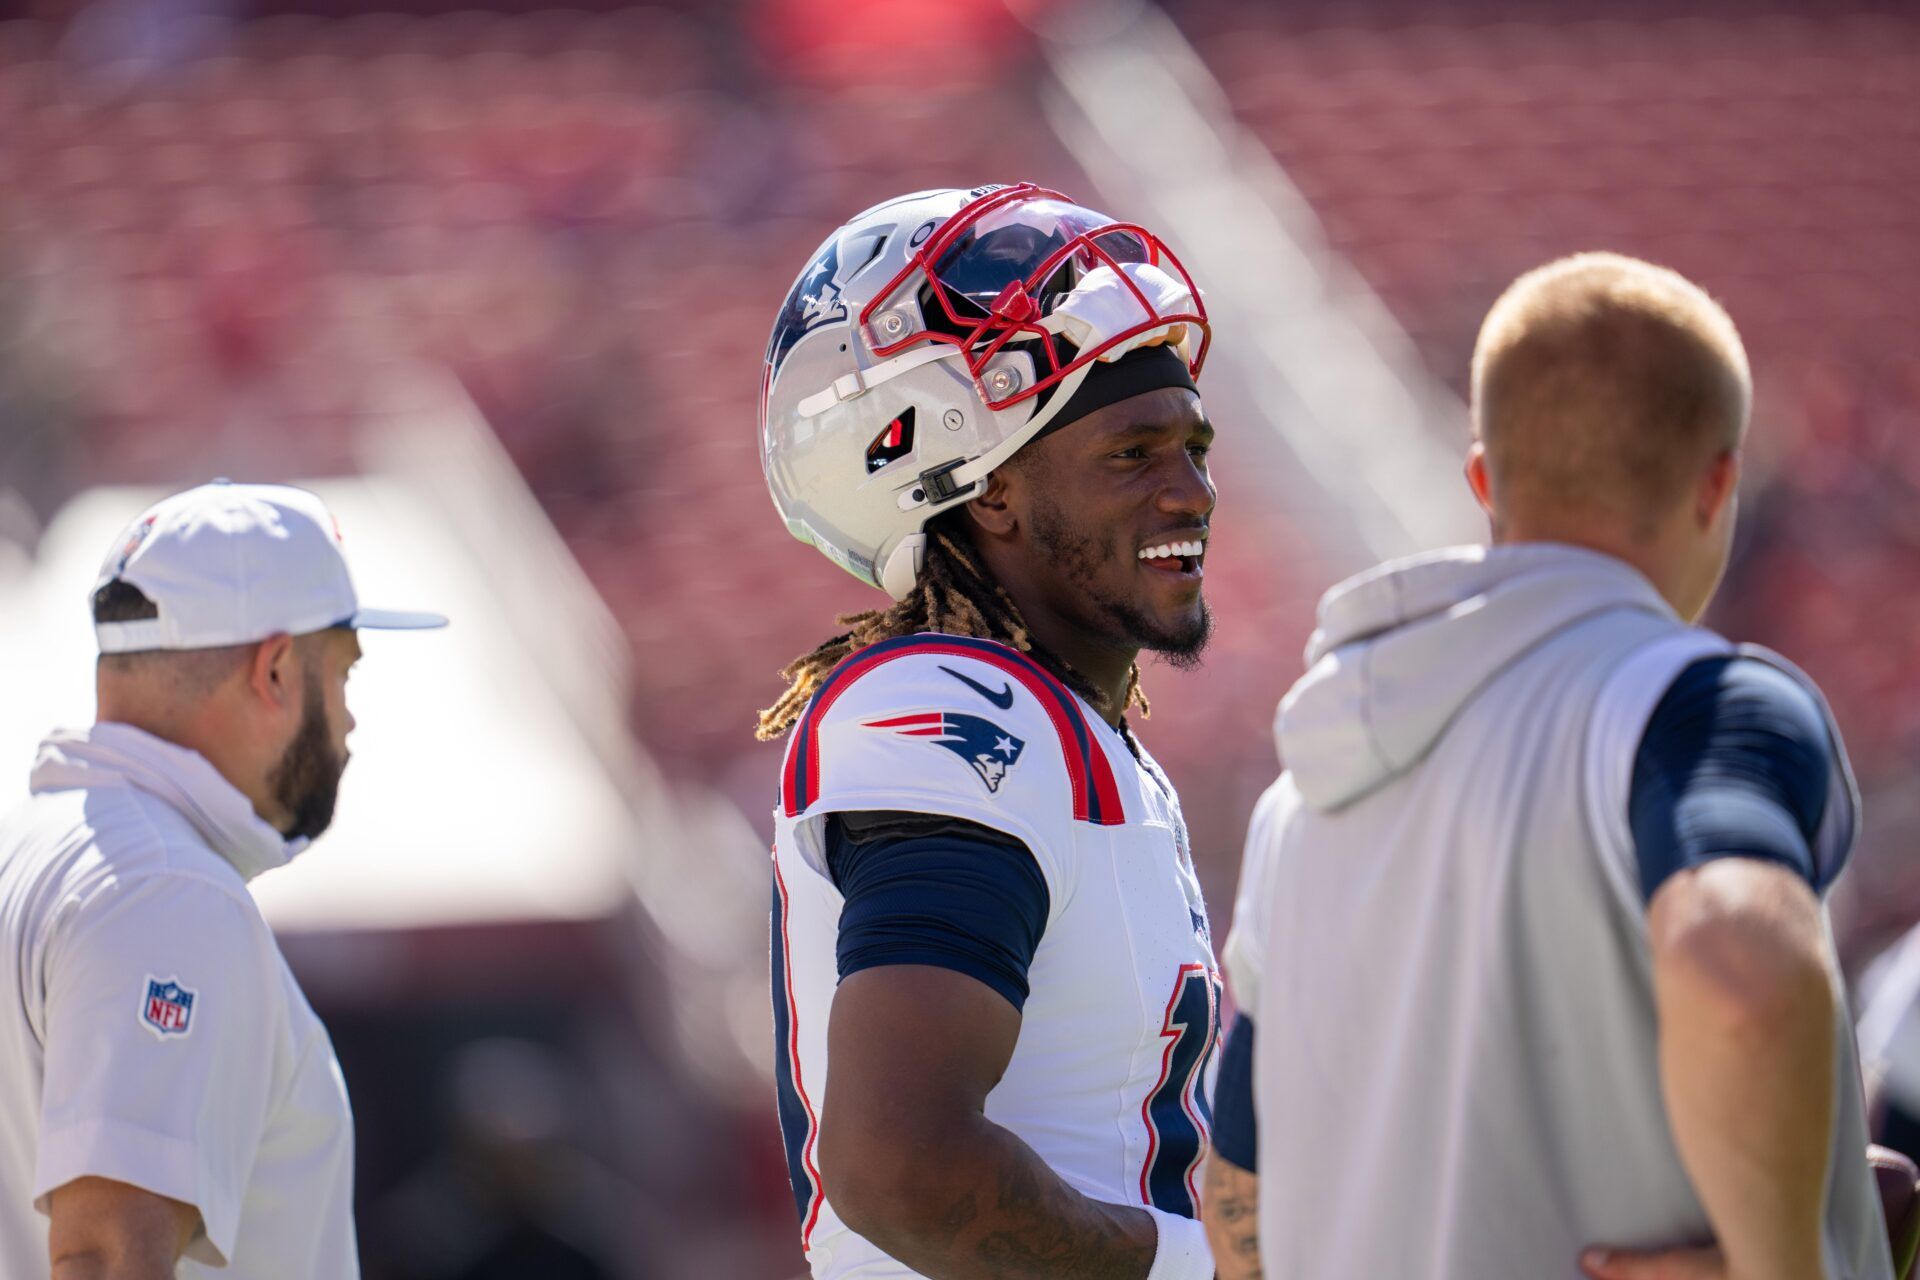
(757, 184, 1221, 1280)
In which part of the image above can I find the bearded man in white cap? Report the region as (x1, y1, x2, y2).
(0, 480, 444, 1279)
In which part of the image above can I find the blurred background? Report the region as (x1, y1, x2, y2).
(0, 0, 1914, 1274)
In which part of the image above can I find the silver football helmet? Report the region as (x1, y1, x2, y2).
(760, 183, 1208, 598)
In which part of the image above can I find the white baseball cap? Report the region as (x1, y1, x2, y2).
(93, 481, 448, 654)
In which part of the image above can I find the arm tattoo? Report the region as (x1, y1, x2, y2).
(969, 1148, 1152, 1278)
(1204, 1159, 1262, 1280)
(932, 1190, 980, 1250)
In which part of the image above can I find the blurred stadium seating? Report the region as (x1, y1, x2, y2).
(0, 5, 1040, 777)
(3, 1, 1918, 1273)
(0, 7, 1324, 1272)
(0, 7, 1110, 1275)
(0, 0, 1332, 926)
(1171, 0, 1920, 951)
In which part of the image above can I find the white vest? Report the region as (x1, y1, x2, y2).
(771, 633, 1218, 1279)
(1227, 544, 1890, 1280)
(0, 724, 357, 1279)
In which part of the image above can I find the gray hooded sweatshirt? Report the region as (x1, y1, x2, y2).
(1222, 543, 1889, 1279)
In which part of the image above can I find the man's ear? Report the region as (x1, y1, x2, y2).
(964, 465, 1020, 540)
(247, 633, 299, 711)
(1698, 449, 1739, 528)
(1464, 441, 1496, 517)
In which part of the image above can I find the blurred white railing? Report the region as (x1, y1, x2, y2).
(353, 362, 779, 1095)
(1036, 0, 1482, 564)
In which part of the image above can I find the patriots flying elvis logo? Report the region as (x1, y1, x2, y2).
(864, 712, 1027, 794)
(767, 226, 889, 374)
(796, 239, 846, 326)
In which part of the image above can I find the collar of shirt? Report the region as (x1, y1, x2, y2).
(1280, 542, 1679, 813)
(28, 722, 307, 881)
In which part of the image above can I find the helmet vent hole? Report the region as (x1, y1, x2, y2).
(865, 407, 917, 475)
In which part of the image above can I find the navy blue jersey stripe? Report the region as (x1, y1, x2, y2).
(934, 636, 1109, 823)
(1006, 647, 1101, 820)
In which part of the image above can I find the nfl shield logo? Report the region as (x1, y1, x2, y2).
(141, 977, 195, 1038)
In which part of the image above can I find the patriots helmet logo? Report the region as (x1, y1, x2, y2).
(767, 224, 895, 377)
(865, 712, 1027, 794)
(140, 976, 195, 1038)
(767, 237, 847, 374)
(797, 239, 845, 325)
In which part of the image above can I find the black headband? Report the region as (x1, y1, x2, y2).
(1033, 343, 1198, 442)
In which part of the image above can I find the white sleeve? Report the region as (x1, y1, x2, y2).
(1221, 776, 1297, 1017)
(33, 873, 281, 1266)
(1145, 1206, 1215, 1280)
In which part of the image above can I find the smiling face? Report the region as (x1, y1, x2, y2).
(977, 386, 1216, 669)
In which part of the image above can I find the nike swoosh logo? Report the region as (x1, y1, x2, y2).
(940, 665, 1015, 711)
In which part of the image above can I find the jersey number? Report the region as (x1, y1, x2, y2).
(1141, 963, 1221, 1217)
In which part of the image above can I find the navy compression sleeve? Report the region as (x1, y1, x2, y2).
(1211, 1013, 1258, 1172)
(825, 810, 1050, 1012)
(1628, 655, 1832, 903)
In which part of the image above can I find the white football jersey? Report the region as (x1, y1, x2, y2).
(771, 633, 1220, 1278)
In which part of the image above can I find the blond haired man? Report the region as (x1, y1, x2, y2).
(1206, 254, 1892, 1279)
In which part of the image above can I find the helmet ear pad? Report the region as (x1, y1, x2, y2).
(879, 534, 926, 600)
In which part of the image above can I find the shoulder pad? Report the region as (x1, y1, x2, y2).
(779, 633, 1125, 826)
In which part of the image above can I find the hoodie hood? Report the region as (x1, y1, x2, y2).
(30, 722, 306, 882)
(1278, 543, 1677, 813)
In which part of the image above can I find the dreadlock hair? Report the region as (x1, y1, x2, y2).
(756, 511, 1149, 740)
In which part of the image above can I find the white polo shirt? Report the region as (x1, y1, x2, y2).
(0, 722, 357, 1278)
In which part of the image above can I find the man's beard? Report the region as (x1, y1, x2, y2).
(1027, 492, 1212, 670)
(270, 672, 347, 842)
